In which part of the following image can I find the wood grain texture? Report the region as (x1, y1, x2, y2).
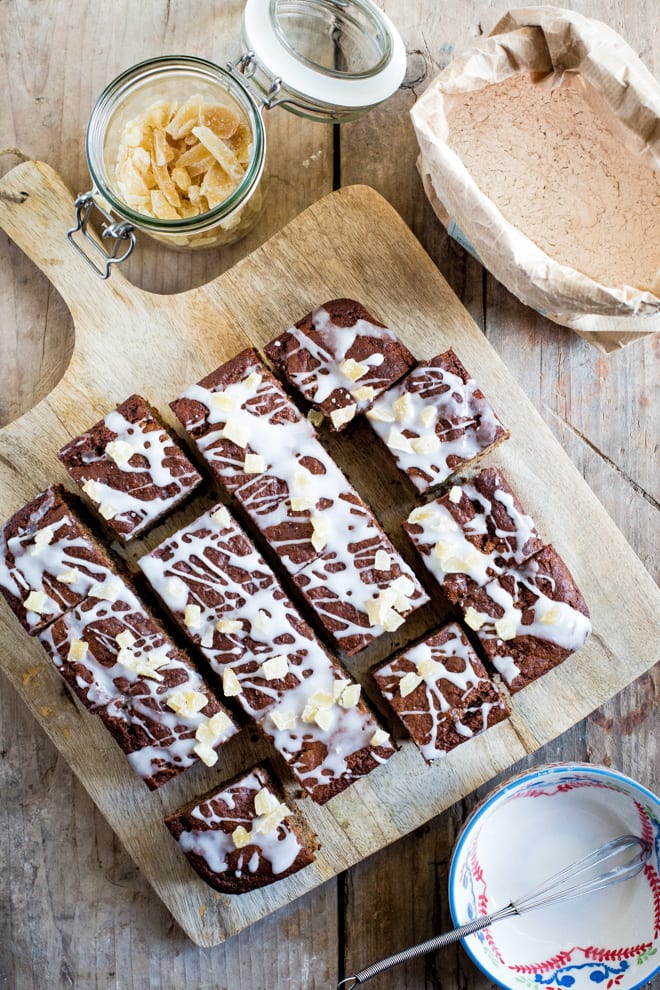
(0, 0, 658, 987)
(0, 160, 658, 954)
(0, 0, 331, 426)
(338, 4, 659, 988)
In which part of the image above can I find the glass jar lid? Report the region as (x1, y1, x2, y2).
(241, 0, 407, 121)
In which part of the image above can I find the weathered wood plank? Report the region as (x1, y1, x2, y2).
(338, 2, 659, 988)
(0, 1, 336, 986)
(0, 0, 332, 426)
(0, 0, 657, 986)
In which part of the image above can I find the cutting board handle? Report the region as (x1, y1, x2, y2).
(0, 159, 135, 322)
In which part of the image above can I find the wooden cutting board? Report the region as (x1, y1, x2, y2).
(0, 160, 657, 948)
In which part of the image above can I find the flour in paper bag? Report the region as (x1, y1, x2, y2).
(445, 72, 660, 293)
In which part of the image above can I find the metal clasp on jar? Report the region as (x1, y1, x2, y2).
(67, 192, 136, 279)
(226, 52, 285, 111)
(226, 50, 351, 121)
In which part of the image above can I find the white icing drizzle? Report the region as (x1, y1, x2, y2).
(63, 406, 200, 538)
(238, 462, 377, 572)
(276, 305, 396, 409)
(0, 490, 117, 630)
(405, 471, 540, 592)
(368, 359, 504, 492)
(37, 582, 236, 781)
(140, 504, 394, 797)
(262, 673, 393, 800)
(179, 362, 382, 573)
(406, 500, 499, 589)
(178, 364, 312, 494)
(139, 505, 327, 716)
(375, 624, 506, 761)
(224, 632, 337, 719)
(490, 653, 521, 686)
(176, 770, 304, 878)
(467, 552, 592, 685)
(174, 356, 426, 647)
(464, 482, 538, 564)
(293, 532, 428, 653)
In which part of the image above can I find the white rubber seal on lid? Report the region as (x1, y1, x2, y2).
(243, 0, 407, 110)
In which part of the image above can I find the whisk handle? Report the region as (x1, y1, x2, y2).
(339, 905, 516, 987)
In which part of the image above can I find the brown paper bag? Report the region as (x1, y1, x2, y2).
(411, 6, 660, 352)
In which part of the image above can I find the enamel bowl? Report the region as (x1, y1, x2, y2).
(449, 764, 660, 990)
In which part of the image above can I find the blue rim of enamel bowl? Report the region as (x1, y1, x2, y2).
(447, 762, 660, 990)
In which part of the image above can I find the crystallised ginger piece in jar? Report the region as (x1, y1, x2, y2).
(115, 94, 250, 221)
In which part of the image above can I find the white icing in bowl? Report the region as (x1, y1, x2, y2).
(449, 763, 660, 990)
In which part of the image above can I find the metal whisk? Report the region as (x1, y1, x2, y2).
(337, 833, 652, 989)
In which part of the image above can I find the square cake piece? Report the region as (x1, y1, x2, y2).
(0, 486, 120, 635)
(366, 349, 509, 493)
(372, 623, 510, 763)
(291, 518, 428, 656)
(264, 299, 416, 429)
(461, 545, 592, 693)
(38, 579, 237, 788)
(257, 669, 396, 805)
(58, 394, 202, 542)
(403, 467, 543, 606)
(165, 765, 318, 894)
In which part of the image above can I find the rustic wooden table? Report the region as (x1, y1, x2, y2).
(0, 2, 657, 988)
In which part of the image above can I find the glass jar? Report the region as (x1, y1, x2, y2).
(68, 0, 406, 277)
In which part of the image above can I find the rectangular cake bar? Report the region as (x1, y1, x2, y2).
(366, 349, 509, 493)
(165, 765, 318, 894)
(404, 467, 591, 691)
(264, 298, 416, 430)
(139, 504, 396, 802)
(372, 623, 510, 762)
(403, 466, 543, 606)
(461, 545, 592, 693)
(38, 579, 238, 788)
(0, 486, 123, 635)
(58, 393, 202, 543)
(170, 349, 428, 652)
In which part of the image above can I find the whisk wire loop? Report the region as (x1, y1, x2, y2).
(510, 833, 650, 914)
